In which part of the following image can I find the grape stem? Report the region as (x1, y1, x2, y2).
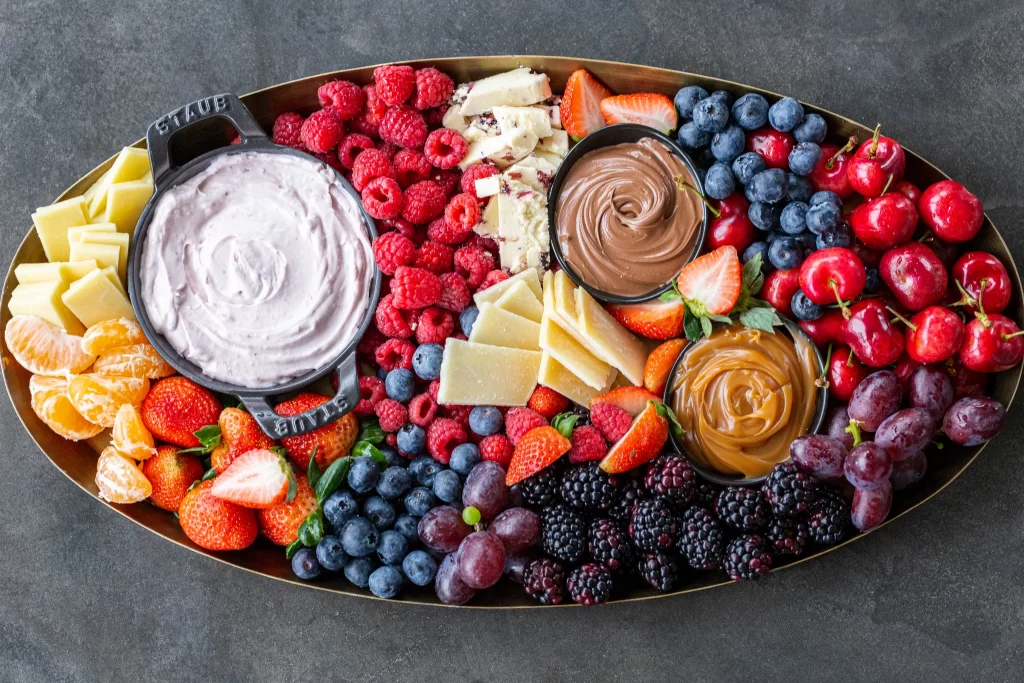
(845, 419, 863, 446)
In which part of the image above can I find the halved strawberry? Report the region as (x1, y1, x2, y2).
(599, 93, 678, 135)
(560, 69, 613, 141)
(606, 296, 685, 340)
(505, 426, 571, 485)
(644, 339, 687, 396)
(590, 386, 661, 416)
(675, 245, 743, 316)
(599, 401, 671, 474)
(209, 448, 297, 509)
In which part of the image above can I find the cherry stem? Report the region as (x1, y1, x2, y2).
(676, 175, 721, 218)
(917, 230, 934, 243)
(880, 173, 894, 196)
(819, 343, 832, 381)
(886, 305, 917, 331)
(829, 280, 852, 319)
(950, 278, 977, 309)
(845, 419, 863, 446)
(1003, 330, 1024, 340)
(825, 136, 858, 171)
(869, 123, 882, 157)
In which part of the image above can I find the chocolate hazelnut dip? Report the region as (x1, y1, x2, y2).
(555, 138, 702, 298)
(669, 324, 819, 479)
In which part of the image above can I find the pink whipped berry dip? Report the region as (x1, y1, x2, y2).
(140, 151, 374, 388)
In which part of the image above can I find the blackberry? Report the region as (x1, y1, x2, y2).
(807, 486, 850, 546)
(629, 498, 679, 552)
(679, 506, 726, 570)
(540, 504, 586, 563)
(644, 454, 696, 510)
(608, 477, 647, 523)
(560, 462, 620, 513)
(638, 552, 680, 592)
(567, 563, 613, 605)
(762, 462, 818, 518)
(714, 486, 770, 532)
(520, 467, 560, 508)
(765, 517, 809, 558)
(722, 534, 773, 581)
(694, 481, 720, 508)
(587, 519, 634, 574)
(522, 558, 566, 605)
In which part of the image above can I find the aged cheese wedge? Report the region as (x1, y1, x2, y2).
(468, 303, 540, 350)
(575, 287, 647, 386)
(79, 230, 130, 282)
(437, 339, 541, 406)
(32, 196, 89, 263)
(87, 147, 152, 218)
(61, 269, 135, 327)
(104, 178, 154, 234)
(474, 267, 542, 306)
(538, 313, 614, 390)
(68, 222, 117, 245)
(538, 352, 602, 406)
(69, 241, 120, 274)
(494, 280, 544, 323)
(9, 280, 84, 334)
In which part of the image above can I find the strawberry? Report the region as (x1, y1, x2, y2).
(527, 386, 569, 420)
(644, 339, 687, 396)
(275, 393, 359, 471)
(210, 407, 279, 473)
(599, 401, 671, 474)
(209, 448, 296, 509)
(560, 69, 613, 141)
(606, 296, 686, 340)
(590, 386, 662, 417)
(178, 480, 258, 551)
(140, 376, 222, 448)
(505, 426, 571, 485)
(599, 93, 678, 135)
(142, 445, 205, 512)
(256, 474, 318, 546)
(675, 245, 743, 317)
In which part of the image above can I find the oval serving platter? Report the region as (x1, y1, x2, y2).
(3, 56, 1021, 607)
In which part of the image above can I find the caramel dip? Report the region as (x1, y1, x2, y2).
(669, 324, 819, 479)
(555, 137, 702, 298)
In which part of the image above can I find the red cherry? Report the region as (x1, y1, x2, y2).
(849, 192, 919, 249)
(879, 242, 948, 311)
(892, 180, 921, 204)
(918, 180, 984, 243)
(905, 306, 965, 364)
(943, 355, 988, 398)
(850, 242, 883, 268)
(828, 346, 870, 401)
(951, 251, 1011, 315)
(762, 268, 801, 317)
(746, 128, 794, 170)
(927, 239, 960, 271)
(798, 247, 866, 307)
(808, 138, 856, 199)
(799, 308, 846, 347)
(707, 211, 756, 253)
(842, 299, 906, 368)
(846, 125, 906, 198)
(892, 353, 921, 385)
(714, 192, 749, 218)
(960, 313, 1024, 373)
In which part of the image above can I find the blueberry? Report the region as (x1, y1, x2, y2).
(780, 202, 808, 235)
(402, 550, 438, 587)
(704, 163, 735, 200)
(731, 93, 769, 131)
(693, 166, 707, 184)
(810, 190, 842, 208)
(341, 517, 380, 557)
(323, 490, 359, 530)
(768, 237, 804, 270)
(677, 121, 711, 149)
(742, 241, 770, 266)
(806, 202, 840, 234)
(731, 152, 766, 186)
(415, 458, 444, 487)
(710, 125, 745, 162)
(793, 113, 827, 144)
(344, 557, 376, 588)
(376, 366, 388, 381)
(459, 306, 479, 336)
(291, 547, 321, 580)
(468, 406, 502, 436)
(432, 469, 462, 503)
(791, 290, 824, 321)
(384, 368, 415, 402)
(788, 142, 822, 177)
(864, 266, 881, 295)
(316, 534, 348, 571)
(449, 443, 481, 476)
(377, 466, 413, 500)
(364, 495, 397, 530)
(748, 202, 782, 232)
(347, 456, 380, 495)
(692, 97, 729, 133)
(697, 148, 716, 169)
(797, 231, 818, 253)
(768, 97, 804, 132)
(412, 344, 443, 381)
(376, 529, 409, 565)
(747, 168, 788, 204)
(816, 224, 853, 249)
(408, 455, 435, 481)
(709, 89, 733, 106)
(394, 513, 420, 545)
(787, 174, 813, 203)
(404, 486, 437, 517)
(396, 424, 425, 455)
(368, 565, 404, 599)
(379, 446, 402, 468)
(674, 85, 709, 119)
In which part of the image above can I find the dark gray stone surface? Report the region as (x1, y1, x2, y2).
(2, 1, 1023, 681)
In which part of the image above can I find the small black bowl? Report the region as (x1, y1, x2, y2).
(547, 123, 709, 305)
(662, 319, 829, 487)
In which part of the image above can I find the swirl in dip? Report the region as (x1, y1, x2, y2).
(140, 151, 374, 389)
(669, 324, 820, 479)
(555, 137, 703, 298)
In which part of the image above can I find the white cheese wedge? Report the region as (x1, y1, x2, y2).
(460, 129, 539, 170)
(495, 280, 545, 323)
(459, 68, 553, 117)
(503, 163, 553, 193)
(536, 129, 569, 158)
(534, 101, 562, 130)
(475, 197, 499, 238)
(437, 339, 541, 406)
(469, 303, 540, 350)
(491, 106, 553, 140)
(534, 150, 565, 168)
(496, 179, 549, 273)
(475, 175, 501, 198)
(474, 267, 543, 306)
(442, 105, 469, 133)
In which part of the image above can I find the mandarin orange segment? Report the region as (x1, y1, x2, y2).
(28, 374, 103, 441)
(95, 446, 152, 504)
(81, 318, 146, 356)
(67, 374, 150, 428)
(5, 315, 96, 376)
(92, 343, 175, 379)
(111, 403, 156, 460)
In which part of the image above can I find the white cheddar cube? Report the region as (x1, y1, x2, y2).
(9, 280, 83, 334)
(460, 129, 538, 170)
(494, 280, 544, 323)
(61, 269, 135, 327)
(497, 180, 549, 274)
(87, 146, 151, 218)
(32, 196, 89, 263)
(68, 222, 116, 245)
(492, 106, 553, 139)
(535, 150, 565, 168)
(469, 303, 540, 350)
(79, 230, 130, 282)
(538, 352, 600, 407)
(459, 68, 553, 117)
(104, 177, 154, 235)
(536, 129, 569, 157)
(475, 175, 500, 198)
(475, 198, 499, 239)
(69, 241, 120, 274)
(437, 339, 541, 407)
(534, 102, 562, 130)
(475, 267, 542, 306)
(442, 104, 469, 133)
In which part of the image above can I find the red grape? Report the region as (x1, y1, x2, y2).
(873, 408, 934, 462)
(848, 370, 902, 431)
(490, 507, 541, 555)
(790, 434, 846, 482)
(456, 531, 506, 589)
(418, 505, 471, 553)
(851, 481, 892, 532)
(825, 404, 855, 451)
(942, 397, 1006, 446)
(462, 461, 509, 519)
(435, 553, 476, 605)
(890, 451, 927, 490)
(908, 365, 954, 421)
(504, 553, 534, 584)
(844, 442, 893, 489)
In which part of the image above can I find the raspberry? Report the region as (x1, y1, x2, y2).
(428, 379, 441, 402)
(375, 338, 416, 372)
(361, 177, 404, 220)
(461, 162, 500, 198)
(426, 418, 466, 464)
(401, 181, 447, 224)
(567, 425, 608, 464)
(363, 84, 389, 125)
(391, 266, 442, 309)
(412, 240, 454, 274)
(374, 294, 415, 339)
(424, 107, 447, 127)
(378, 141, 401, 159)
(476, 269, 509, 292)
(337, 133, 375, 170)
(317, 80, 365, 119)
(444, 404, 473, 429)
(454, 245, 495, 289)
(356, 327, 387, 358)
(351, 148, 396, 192)
(408, 393, 438, 427)
(416, 307, 455, 344)
(479, 434, 513, 467)
(373, 64, 416, 106)
(426, 217, 473, 246)
(355, 376, 386, 417)
(444, 193, 481, 233)
(272, 112, 305, 149)
(505, 407, 549, 446)
(380, 217, 419, 241)
(380, 105, 428, 150)
(412, 67, 455, 110)
(372, 231, 416, 276)
(430, 168, 461, 196)
(349, 112, 379, 139)
(471, 234, 500, 257)
(528, 386, 570, 420)
(437, 272, 471, 313)
(393, 149, 433, 188)
(375, 399, 409, 432)
(591, 403, 633, 443)
(314, 151, 344, 173)
(423, 128, 468, 169)
(300, 108, 344, 153)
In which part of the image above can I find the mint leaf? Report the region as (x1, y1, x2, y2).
(297, 509, 324, 547)
(357, 418, 385, 445)
(663, 405, 684, 438)
(699, 314, 712, 339)
(551, 412, 580, 440)
(285, 539, 303, 560)
(683, 308, 701, 342)
(187, 467, 218, 492)
(707, 313, 732, 324)
(315, 456, 352, 504)
(307, 449, 322, 490)
(739, 307, 783, 333)
(742, 252, 765, 295)
(353, 441, 388, 466)
(179, 425, 222, 455)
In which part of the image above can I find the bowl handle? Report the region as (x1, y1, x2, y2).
(145, 93, 267, 185)
(239, 353, 361, 439)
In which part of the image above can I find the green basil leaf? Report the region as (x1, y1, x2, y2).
(700, 315, 713, 339)
(306, 448, 322, 489)
(739, 307, 783, 333)
(187, 467, 218, 492)
(297, 510, 323, 547)
(357, 418, 385, 445)
(285, 539, 303, 560)
(353, 441, 388, 466)
(683, 308, 701, 342)
(315, 456, 352, 504)
(551, 412, 580, 440)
